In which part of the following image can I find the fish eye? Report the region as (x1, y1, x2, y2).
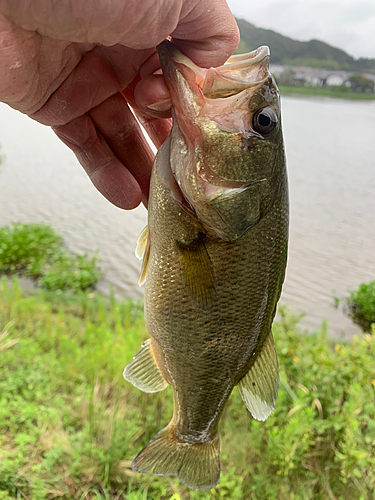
(252, 107, 278, 136)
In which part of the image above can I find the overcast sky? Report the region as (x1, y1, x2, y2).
(227, 0, 375, 59)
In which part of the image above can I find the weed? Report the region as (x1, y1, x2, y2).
(0, 223, 61, 275)
(0, 280, 374, 499)
(335, 280, 375, 333)
(39, 252, 101, 291)
(0, 223, 101, 291)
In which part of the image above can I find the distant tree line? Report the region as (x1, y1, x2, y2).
(236, 18, 375, 75)
(349, 74, 375, 93)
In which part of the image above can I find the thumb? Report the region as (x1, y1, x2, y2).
(171, 0, 239, 68)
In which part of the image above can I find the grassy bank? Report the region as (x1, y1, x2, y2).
(0, 223, 101, 292)
(0, 278, 374, 500)
(279, 86, 375, 100)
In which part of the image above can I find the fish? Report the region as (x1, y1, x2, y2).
(123, 40, 288, 491)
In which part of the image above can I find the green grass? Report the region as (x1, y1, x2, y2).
(335, 280, 375, 333)
(0, 278, 374, 499)
(279, 86, 375, 100)
(0, 223, 101, 291)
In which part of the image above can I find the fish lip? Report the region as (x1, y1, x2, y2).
(220, 45, 270, 70)
(156, 41, 270, 74)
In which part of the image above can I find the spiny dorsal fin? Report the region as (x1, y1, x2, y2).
(135, 226, 150, 286)
(175, 233, 216, 311)
(237, 332, 279, 421)
(123, 339, 168, 393)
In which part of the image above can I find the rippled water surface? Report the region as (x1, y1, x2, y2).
(0, 97, 374, 337)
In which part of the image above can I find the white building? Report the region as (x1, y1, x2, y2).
(326, 74, 345, 87)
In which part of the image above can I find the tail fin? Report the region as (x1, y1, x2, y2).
(132, 425, 220, 491)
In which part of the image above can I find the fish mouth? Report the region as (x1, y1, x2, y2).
(156, 41, 272, 156)
(157, 41, 275, 190)
(157, 41, 270, 100)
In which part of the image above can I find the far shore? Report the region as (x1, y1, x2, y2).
(279, 85, 375, 100)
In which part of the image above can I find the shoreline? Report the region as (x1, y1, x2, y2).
(279, 85, 375, 100)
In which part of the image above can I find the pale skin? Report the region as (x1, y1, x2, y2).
(0, 0, 239, 209)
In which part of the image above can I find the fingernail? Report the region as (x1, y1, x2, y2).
(146, 99, 172, 112)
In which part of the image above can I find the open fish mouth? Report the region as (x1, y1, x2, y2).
(157, 42, 270, 99)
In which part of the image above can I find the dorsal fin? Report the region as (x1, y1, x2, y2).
(237, 332, 279, 421)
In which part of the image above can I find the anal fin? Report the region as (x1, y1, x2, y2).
(123, 339, 168, 393)
(237, 332, 279, 421)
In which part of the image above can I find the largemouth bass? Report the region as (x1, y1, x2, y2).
(124, 41, 288, 491)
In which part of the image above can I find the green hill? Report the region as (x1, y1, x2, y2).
(236, 18, 375, 74)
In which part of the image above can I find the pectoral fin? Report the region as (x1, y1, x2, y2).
(135, 226, 149, 260)
(238, 333, 279, 421)
(135, 226, 150, 286)
(123, 339, 168, 393)
(176, 233, 216, 311)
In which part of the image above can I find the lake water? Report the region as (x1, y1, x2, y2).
(0, 96, 374, 338)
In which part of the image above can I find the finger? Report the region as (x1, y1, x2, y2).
(31, 45, 154, 126)
(89, 92, 154, 203)
(131, 98, 172, 150)
(133, 74, 171, 119)
(123, 79, 172, 150)
(133, 54, 172, 120)
(2, 0, 238, 69)
(0, 0, 179, 48)
(172, 0, 239, 67)
(53, 114, 143, 209)
(139, 52, 162, 79)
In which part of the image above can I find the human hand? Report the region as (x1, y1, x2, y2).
(0, 0, 239, 208)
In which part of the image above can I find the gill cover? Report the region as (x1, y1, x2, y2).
(157, 41, 284, 242)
